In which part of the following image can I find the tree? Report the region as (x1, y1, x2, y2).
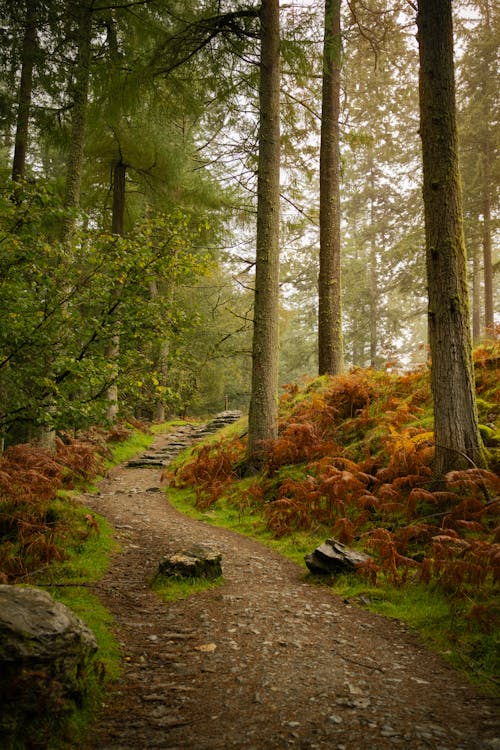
(318, 0, 343, 375)
(11, 0, 37, 182)
(247, 0, 281, 463)
(61, 0, 92, 244)
(417, 0, 485, 475)
(457, 0, 499, 340)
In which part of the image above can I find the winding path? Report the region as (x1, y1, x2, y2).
(81, 428, 499, 750)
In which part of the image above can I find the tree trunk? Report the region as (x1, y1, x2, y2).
(471, 242, 481, 344)
(106, 159, 126, 422)
(368, 159, 378, 368)
(481, 146, 494, 335)
(247, 0, 280, 464)
(61, 1, 92, 244)
(318, 0, 343, 375)
(12, 0, 36, 182)
(480, 0, 495, 337)
(417, 0, 485, 476)
(369, 239, 378, 368)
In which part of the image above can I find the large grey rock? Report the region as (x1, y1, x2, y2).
(0, 585, 98, 743)
(158, 544, 223, 580)
(305, 538, 372, 575)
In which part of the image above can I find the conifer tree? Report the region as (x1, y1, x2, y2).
(457, 0, 499, 339)
(417, 0, 485, 475)
(247, 0, 281, 464)
(11, 0, 37, 182)
(318, 0, 343, 375)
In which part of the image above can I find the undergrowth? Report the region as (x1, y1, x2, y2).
(0, 422, 150, 583)
(168, 344, 500, 693)
(0, 421, 152, 748)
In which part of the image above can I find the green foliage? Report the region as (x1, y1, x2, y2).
(0, 182, 216, 440)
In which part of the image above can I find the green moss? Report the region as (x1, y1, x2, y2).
(479, 424, 499, 446)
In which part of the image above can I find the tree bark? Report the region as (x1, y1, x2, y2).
(247, 0, 280, 464)
(471, 242, 481, 344)
(481, 146, 494, 335)
(318, 0, 343, 375)
(12, 0, 37, 182)
(480, 0, 494, 336)
(368, 158, 378, 368)
(106, 159, 126, 422)
(61, 0, 92, 244)
(417, 0, 485, 476)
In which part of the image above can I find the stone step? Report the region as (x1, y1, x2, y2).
(126, 411, 243, 469)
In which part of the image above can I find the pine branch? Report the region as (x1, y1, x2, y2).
(151, 8, 260, 77)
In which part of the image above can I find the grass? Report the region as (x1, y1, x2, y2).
(152, 572, 224, 602)
(104, 429, 154, 467)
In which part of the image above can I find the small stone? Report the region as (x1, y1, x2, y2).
(305, 539, 372, 575)
(328, 715, 343, 724)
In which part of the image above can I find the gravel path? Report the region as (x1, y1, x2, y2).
(80, 429, 499, 750)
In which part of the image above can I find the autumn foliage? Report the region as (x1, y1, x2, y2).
(171, 345, 500, 603)
(0, 426, 133, 582)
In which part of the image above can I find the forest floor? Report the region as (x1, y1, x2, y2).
(80, 428, 499, 750)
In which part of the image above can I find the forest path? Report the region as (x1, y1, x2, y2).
(80, 428, 499, 750)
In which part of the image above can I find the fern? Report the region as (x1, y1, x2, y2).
(0, 430, 112, 582)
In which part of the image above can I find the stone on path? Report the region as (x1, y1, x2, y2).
(304, 538, 372, 575)
(158, 544, 223, 580)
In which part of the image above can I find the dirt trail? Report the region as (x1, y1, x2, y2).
(81, 429, 499, 750)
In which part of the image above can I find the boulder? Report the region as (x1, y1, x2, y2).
(0, 585, 98, 743)
(158, 544, 223, 580)
(305, 538, 372, 575)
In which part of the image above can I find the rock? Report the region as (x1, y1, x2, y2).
(0, 584, 98, 743)
(158, 544, 223, 580)
(304, 538, 372, 575)
(126, 411, 242, 468)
